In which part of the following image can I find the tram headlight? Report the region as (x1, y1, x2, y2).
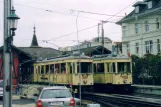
(123, 80, 127, 83)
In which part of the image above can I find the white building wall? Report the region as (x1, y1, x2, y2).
(121, 14, 161, 57)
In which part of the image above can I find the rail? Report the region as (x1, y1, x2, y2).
(82, 93, 161, 107)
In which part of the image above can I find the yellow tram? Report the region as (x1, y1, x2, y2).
(33, 54, 93, 90)
(92, 54, 132, 92)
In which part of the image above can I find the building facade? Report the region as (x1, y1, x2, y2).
(0, 26, 61, 85)
(59, 37, 113, 52)
(117, 0, 161, 57)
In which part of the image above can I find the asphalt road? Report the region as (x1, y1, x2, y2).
(0, 96, 35, 107)
(0, 96, 86, 107)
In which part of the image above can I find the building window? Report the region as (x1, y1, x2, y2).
(135, 6, 139, 13)
(156, 18, 160, 29)
(145, 21, 149, 32)
(126, 43, 130, 54)
(148, 1, 152, 9)
(122, 26, 127, 36)
(145, 40, 153, 54)
(136, 43, 139, 54)
(135, 23, 139, 34)
(157, 39, 160, 53)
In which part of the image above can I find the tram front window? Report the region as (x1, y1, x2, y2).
(118, 62, 131, 73)
(93, 63, 104, 73)
(77, 62, 92, 73)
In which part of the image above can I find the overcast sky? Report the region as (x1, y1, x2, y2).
(0, 0, 137, 49)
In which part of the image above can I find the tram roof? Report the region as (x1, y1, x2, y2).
(92, 54, 131, 60)
(36, 55, 91, 63)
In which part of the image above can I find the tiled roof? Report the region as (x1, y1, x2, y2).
(18, 47, 61, 60)
(0, 45, 62, 61)
(116, 0, 161, 24)
(63, 45, 111, 56)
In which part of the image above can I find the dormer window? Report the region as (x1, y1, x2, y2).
(135, 6, 139, 13)
(148, 1, 152, 9)
(133, 1, 146, 13)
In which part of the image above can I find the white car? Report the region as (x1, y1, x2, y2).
(0, 80, 3, 98)
(35, 86, 80, 107)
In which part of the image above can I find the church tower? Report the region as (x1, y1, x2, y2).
(30, 25, 39, 47)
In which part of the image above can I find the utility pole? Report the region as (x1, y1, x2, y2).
(101, 21, 108, 54)
(98, 23, 100, 39)
(101, 21, 104, 54)
(3, 0, 12, 107)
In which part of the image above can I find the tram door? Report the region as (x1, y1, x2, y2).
(93, 63, 105, 84)
(67, 62, 72, 84)
(106, 63, 113, 83)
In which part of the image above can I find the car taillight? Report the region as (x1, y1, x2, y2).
(37, 100, 43, 107)
(70, 98, 75, 106)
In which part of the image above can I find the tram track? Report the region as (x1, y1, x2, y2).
(82, 92, 161, 107)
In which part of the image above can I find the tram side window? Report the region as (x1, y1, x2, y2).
(97, 63, 104, 73)
(41, 66, 44, 74)
(72, 63, 75, 73)
(35, 66, 38, 74)
(112, 63, 116, 73)
(50, 64, 54, 74)
(55, 64, 59, 73)
(46, 65, 49, 74)
(77, 62, 80, 73)
(94, 64, 97, 73)
(38, 66, 40, 74)
(61, 63, 66, 74)
(69, 63, 72, 73)
(80, 62, 92, 73)
(118, 62, 124, 73)
(107, 63, 110, 73)
(70, 62, 75, 73)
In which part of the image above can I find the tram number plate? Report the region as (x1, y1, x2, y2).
(121, 75, 128, 79)
(50, 102, 63, 105)
(82, 74, 88, 79)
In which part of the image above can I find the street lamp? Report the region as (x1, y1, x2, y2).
(7, 7, 20, 36)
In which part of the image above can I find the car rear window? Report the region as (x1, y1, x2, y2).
(41, 89, 72, 99)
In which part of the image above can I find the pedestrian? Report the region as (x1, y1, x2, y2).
(16, 85, 19, 95)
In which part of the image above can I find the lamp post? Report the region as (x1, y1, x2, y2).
(3, 6, 20, 107)
(7, 7, 20, 36)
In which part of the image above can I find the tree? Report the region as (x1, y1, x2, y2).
(131, 54, 161, 85)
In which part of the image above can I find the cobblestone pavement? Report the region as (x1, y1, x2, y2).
(0, 96, 35, 107)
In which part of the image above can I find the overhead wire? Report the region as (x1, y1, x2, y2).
(106, 0, 138, 21)
(12, 2, 159, 24)
(28, 0, 125, 17)
(12, 0, 157, 42)
(1, 0, 142, 47)
(46, 24, 98, 41)
(13, 3, 105, 21)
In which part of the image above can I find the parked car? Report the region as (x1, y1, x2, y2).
(0, 80, 3, 99)
(35, 86, 79, 107)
